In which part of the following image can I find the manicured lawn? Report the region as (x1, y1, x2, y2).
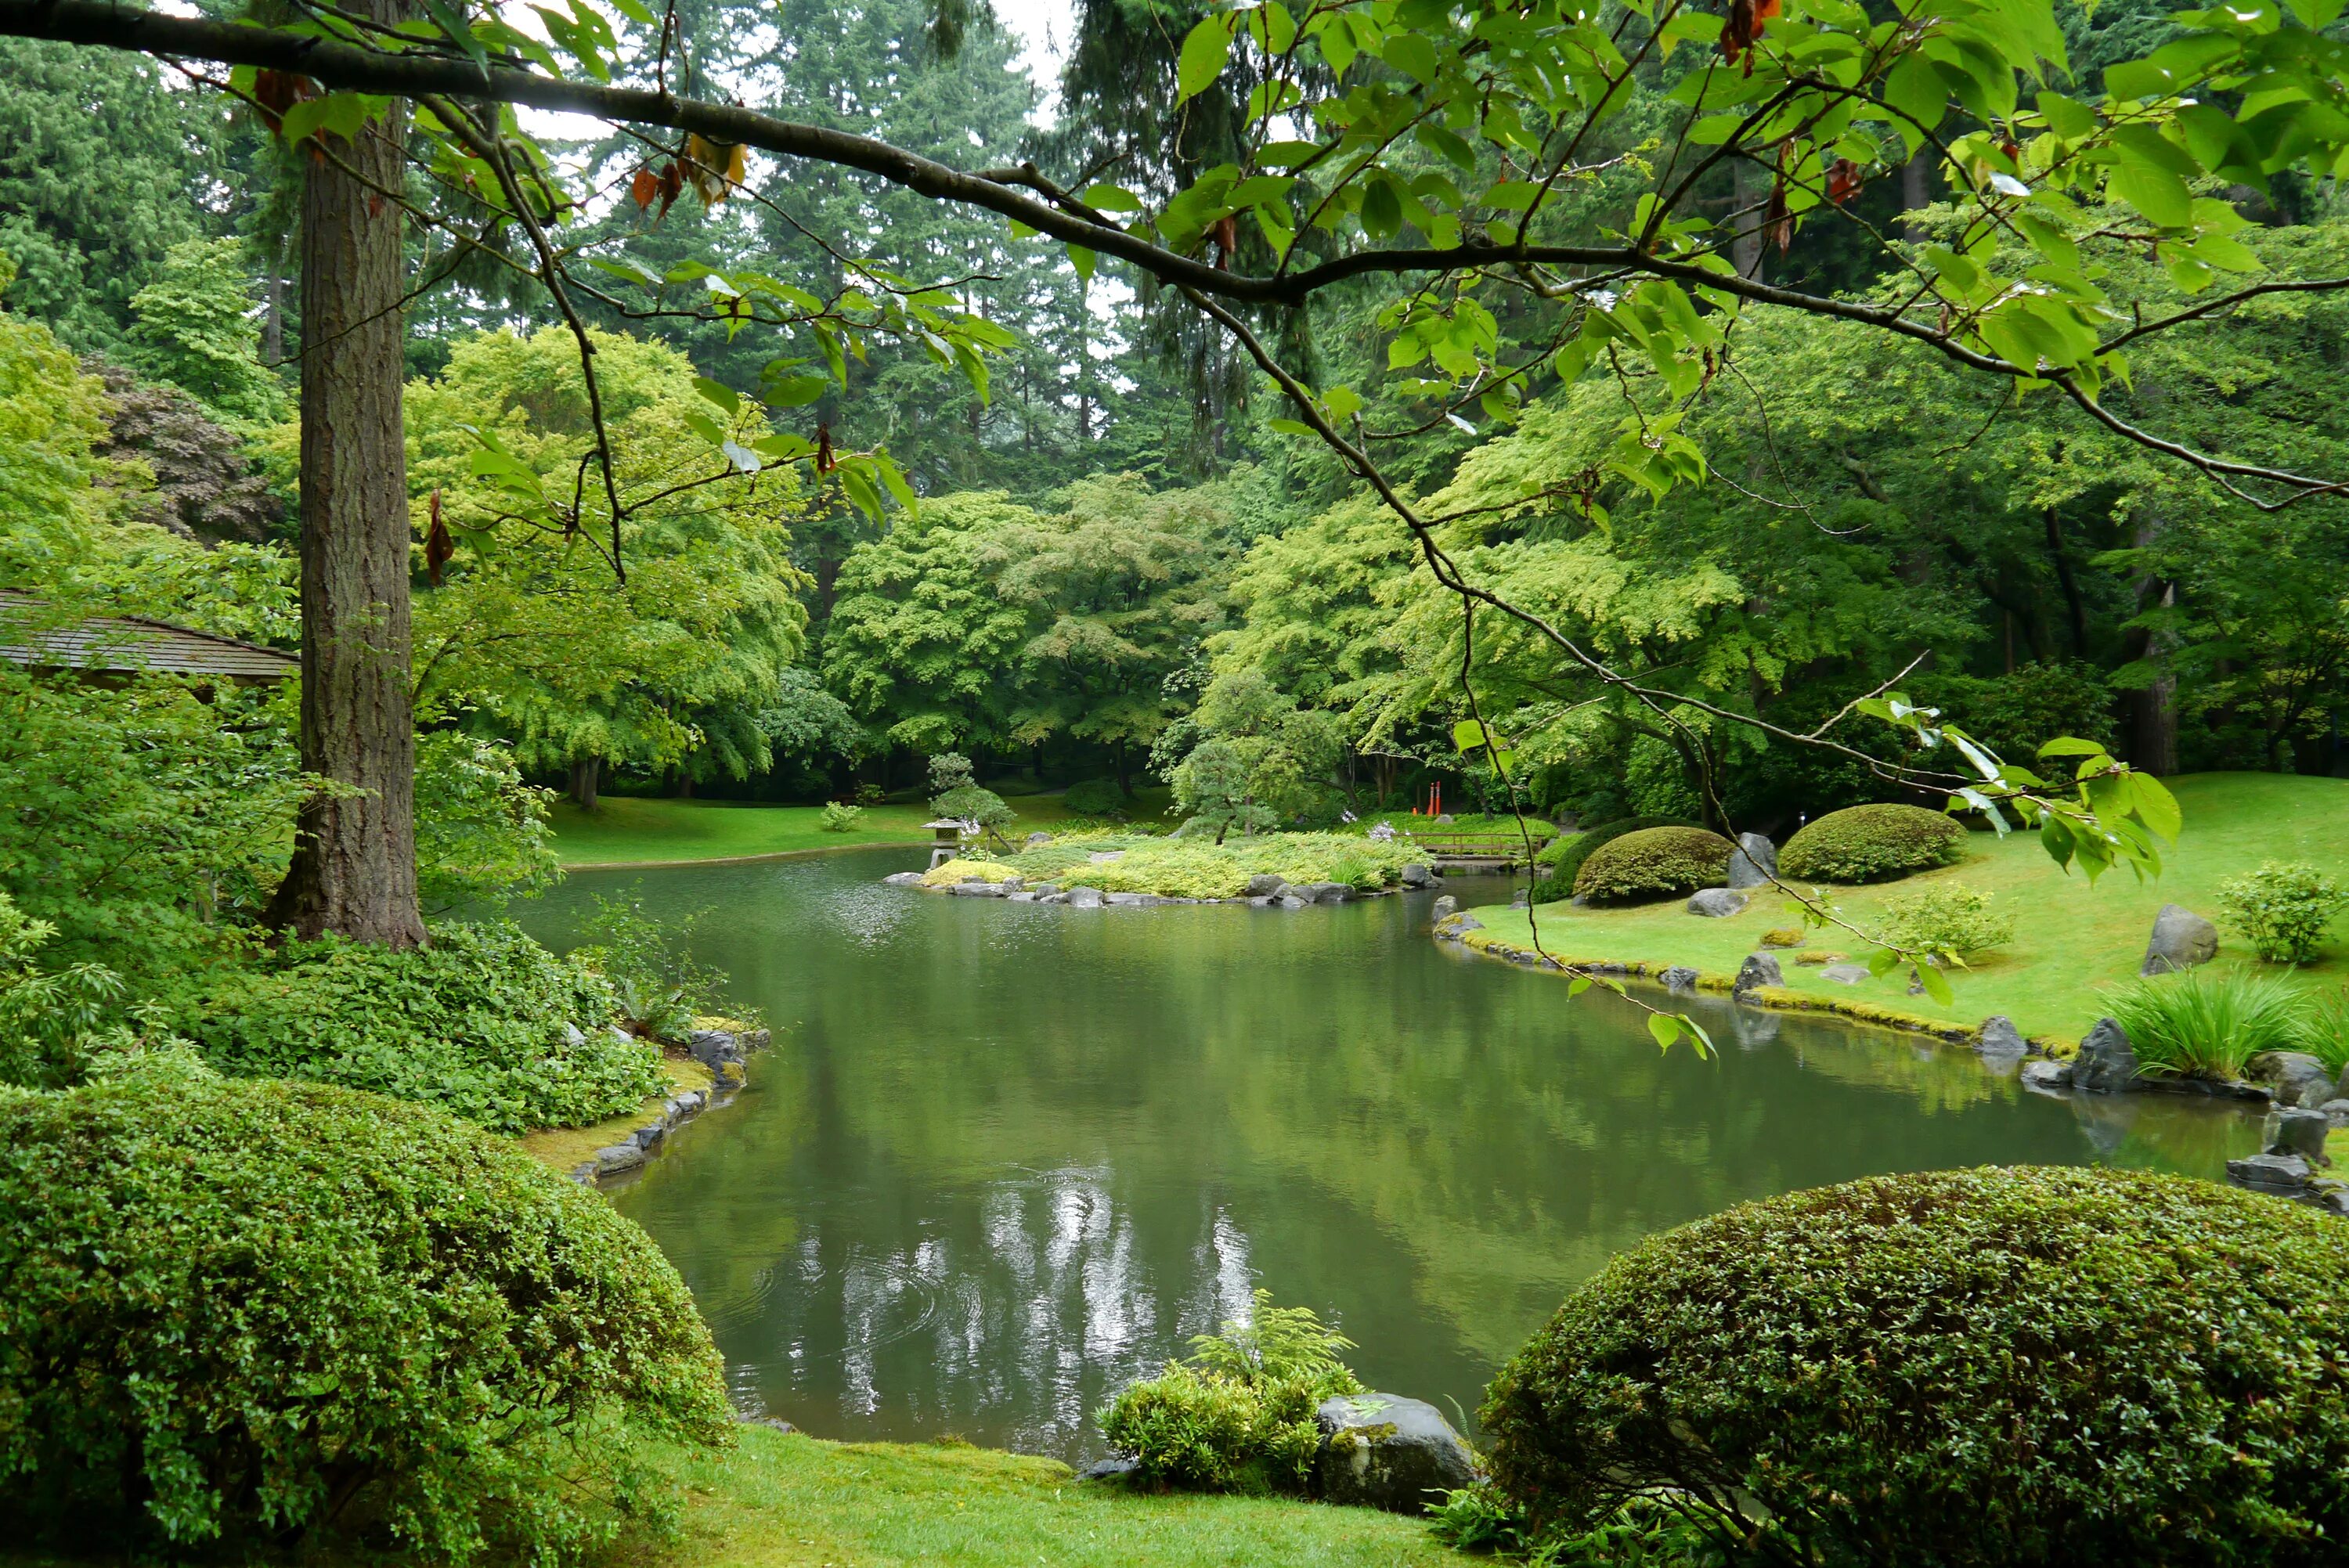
(550, 789, 1180, 867)
(640, 1427, 1460, 1568)
(1463, 773, 2349, 1046)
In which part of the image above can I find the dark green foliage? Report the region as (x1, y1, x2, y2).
(1533, 817, 1695, 903)
(1482, 1166, 2349, 1568)
(171, 922, 662, 1133)
(1571, 827, 1734, 904)
(0, 1063, 733, 1559)
(1063, 777, 1130, 818)
(1779, 803, 1968, 884)
(85, 360, 285, 542)
(1102, 1290, 1362, 1494)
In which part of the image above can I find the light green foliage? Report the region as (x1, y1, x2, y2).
(1164, 670, 1347, 840)
(1003, 831, 1417, 899)
(2219, 862, 2349, 966)
(1571, 827, 1734, 904)
(1484, 1167, 2349, 1566)
(1534, 819, 1694, 903)
(124, 239, 285, 427)
(171, 922, 662, 1133)
(0, 1064, 732, 1559)
(927, 751, 1016, 834)
(2296, 988, 2349, 1077)
(406, 326, 807, 785)
(2107, 968, 2310, 1083)
(820, 801, 865, 833)
(0, 297, 121, 568)
(0, 892, 125, 1091)
(412, 730, 560, 913)
(1878, 885, 2016, 962)
(1102, 1291, 1363, 1494)
(1780, 805, 1970, 885)
(572, 891, 738, 1044)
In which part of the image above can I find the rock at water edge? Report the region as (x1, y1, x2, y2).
(882, 871, 926, 886)
(1725, 831, 1777, 890)
(1660, 965, 1699, 993)
(1734, 952, 1783, 994)
(1431, 895, 1458, 920)
(2247, 1051, 2337, 1109)
(2020, 1059, 2073, 1094)
(2268, 1106, 2333, 1165)
(1243, 872, 1287, 897)
(1066, 885, 1105, 908)
(1026, 831, 1055, 847)
(1687, 888, 1748, 918)
(2227, 1152, 2313, 1195)
(2070, 1017, 2141, 1094)
(2141, 903, 2220, 976)
(1977, 1015, 2028, 1059)
(1400, 863, 1433, 887)
(1313, 1393, 1480, 1513)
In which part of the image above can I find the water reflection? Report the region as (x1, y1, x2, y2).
(522, 849, 2264, 1462)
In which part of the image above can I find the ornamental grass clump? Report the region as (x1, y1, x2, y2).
(1482, 1166, 2349, 1568)
(0, 1060, 734, 1559)
(2105, 966, 2308, 1082)
(1778, 802, 1968, 884)
(1102, 1290, 1362, 1494)
(1570, 826, 1733, 903)
(2218, 860, 2349, 964)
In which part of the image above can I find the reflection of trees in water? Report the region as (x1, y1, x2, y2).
(590, 856, 2261, 1455)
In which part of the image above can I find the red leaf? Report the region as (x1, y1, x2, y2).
(253, 69, 316, 133)
(1210, 213, 1239, 271)
(1826, 157, 1863, 206)
(1766, 166, 1792, 254)
(816, 423, 836, 474)
(1719, 0, 1775, 69)
(656, 160, 684, 218)
(630, 166, 659, 211)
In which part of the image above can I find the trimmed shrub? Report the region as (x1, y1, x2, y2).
(2106, 967, 2306, 1082)
(172, 921, 663, 1134)
(1537, 816, 1694, 885)
(1062, 778, 1129, 819)
(2219, 860, 2349, 964)
(1483, 1166, 2349, 1567)
(0, 1062, 733, 1558)
(1779, 802, 1967, 883)
(1102, 1291, 1362, 1494)
(819, 799, 864, 832)
(1571, 827, 1734, 903)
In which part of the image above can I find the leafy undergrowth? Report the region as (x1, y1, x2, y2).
(514, 1056, 716, 1173)
(940, 831, 1425, 900)
(1461, 773, 2349, 1044)
(0, 1426, 1460, 1568)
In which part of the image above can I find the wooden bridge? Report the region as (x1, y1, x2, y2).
(1403, 831, 1531, 870)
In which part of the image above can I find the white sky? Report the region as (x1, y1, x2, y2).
(993, 0, 1081, 124)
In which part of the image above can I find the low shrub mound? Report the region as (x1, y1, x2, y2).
(1779, 802, 1968, 883)
(0, 1062, 733, 1559)
(996, 831, 1420, 899)
(1534, 817, 1694, 903)
(172, 921, 664, 1133)
(1483, 1166, 2349, 1567)
(1061, 777, 1129, 819)
(1570, 827, 1734, 903)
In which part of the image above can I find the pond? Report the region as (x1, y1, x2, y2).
(522, 847, 2262, 1465)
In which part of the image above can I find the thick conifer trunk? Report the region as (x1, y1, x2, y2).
(266, 21, 425, 947)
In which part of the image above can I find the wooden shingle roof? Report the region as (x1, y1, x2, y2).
(0, 591, 297, 681)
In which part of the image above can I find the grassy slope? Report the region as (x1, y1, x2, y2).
(549, 789, 1179, 867)
(1463, 773, 2349, 1045)
(644, 1428, 1458, 1568)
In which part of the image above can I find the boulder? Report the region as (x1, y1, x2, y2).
(592, 1143, 646, 1176)
(1977, 1015, 2028, 1059)
(1734, 952, 1783, 994)
(1006, 891, 1039, 903)
(1278, 894, 1312, 910)
(2140, 903, 2220, 976)
(2247, 1051, 2338, 1109)
(1431, 895, 1459, 920)
(1243, 873, 1288, 897)
(1821, 963, 1871, 986)
(1686, 888, 1748, 918)
(1312, 1393, 1480, 1513)
(1299, 881, 1351, 904)
(2268, 1106, 2333, 1166)
(1434, 813, 1455, 826)
(2069, 1017, 2141, 1094)
(882, 871, 926, 886)
(630, 1119, 665, 1152)
(1441, 913, 1484, 935)
(1509, 888, 1531, 910)
(2226, 1152, 2313, 1195)
(1026, 831, 1055, 847)
(1066, 885, 1105, 908)
(687, 1029, 745, 1077)
(1080, 1456, 1138, 1482)
(2322, 1098, 2349, 1130)
(2020, 1059, 2073, 1094)
(1104, 891, 1159, 906)
(1659, 965, 1699, 994)
(1725, 831, 1778, 890)
(1400, 863, 1433, 887)
(951, 881, 1009, 896)
(1087, 850, 1127, 864)
(1038, 892, 1070, 904)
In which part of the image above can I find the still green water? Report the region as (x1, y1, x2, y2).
(523, 847, 2261, 1463)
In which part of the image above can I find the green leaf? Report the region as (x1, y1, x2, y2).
(2106, 124, 2197, 229)
(692, 376, 741, 416)
(1381, 31, 1440, 86)
(1176, 15, 1234, 104)
(2036, 735, 2107, 758)
(1081, 182, 1144, 213)
(1646, 1012, 1681, 1050)
(1883, 53, 1944, 152)
(1918, 961, 1955, 1006)
(1068, 244, 1096, 283)
(1359, 177, 1403, 239)
(2131, 772, 2182, 844)
(761, 373, 828, 408)
(1452, 719, 1489, 753)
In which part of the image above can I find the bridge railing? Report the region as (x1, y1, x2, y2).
(1402, 831, 1532, 858)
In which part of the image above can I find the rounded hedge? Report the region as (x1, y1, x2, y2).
(1535, 816, 1694, 889)
(1570, 826, 1734, 903)
(1062, 777, 1129, 818)
(1483, 1166, 2349, 1567)
(1779, 802, 1967, 883)
(0, 1061, 733, 1558)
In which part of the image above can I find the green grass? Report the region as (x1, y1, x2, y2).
(548, 788, 1177, 867)
(1463, 773, 2349, 1045)
(2105, 967, 2308, 1081)
(0, 1426, 1460, 1568)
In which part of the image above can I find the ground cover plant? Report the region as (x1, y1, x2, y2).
(2104, 967, 2308, 1083)
(170, 920, 664, 1132)
(1470, 776, 2349, 1044)
(1482, 1166, 2349, 1567)
(1779, 805, 1970, 885)
(0, 1058, 734, 1560)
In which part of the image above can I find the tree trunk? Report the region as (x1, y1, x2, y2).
(569, 755, 601, 809)
(1900, 151, 1932, 244)
(2043, 508, 2089, 658)
(1731, 156, 1767, 283)
(2120, 511, 2179, 777)
(262, 226, 291, 369)
(266, 29, 424, 949)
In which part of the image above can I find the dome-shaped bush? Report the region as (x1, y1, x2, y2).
(1779, 802, 1967, 883)
(1483, 1166, 2349, 1567)
(0, 1059, 732, 1558)
(1569, 826, 1733, 903)
(1061, 777, 1129, 818)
